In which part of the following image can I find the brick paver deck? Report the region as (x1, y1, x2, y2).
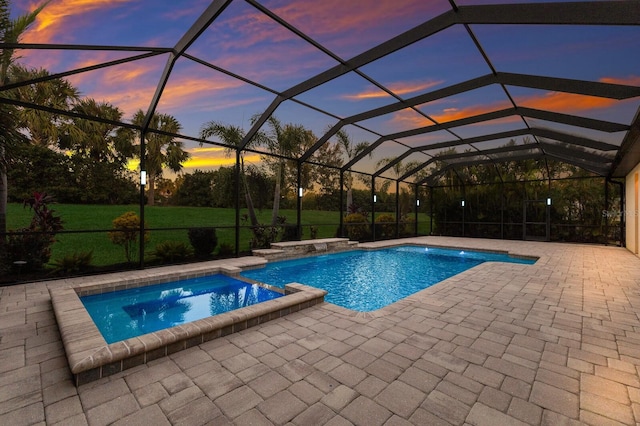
(1, 237, 640, 425)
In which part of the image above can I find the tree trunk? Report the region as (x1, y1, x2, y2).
(345, 171, 353, 212)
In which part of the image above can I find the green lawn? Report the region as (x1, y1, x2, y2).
(6, 203, 431, 267)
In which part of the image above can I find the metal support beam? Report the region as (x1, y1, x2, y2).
(281, 11, 457, 100)
(141, 0, 232, 132)
(0, 52, 165, 93)
(339, 172, 345, 237)
(371, 177, 376, 241)
(457, 1, 640, 25)
(610, 106, 640, 178)
(138, 130, 146, 269)
(299, 121, 344, 162)
(235, 150, 241, 256)
(517, 107, 629, 132)
(395, 180, 400, 238)
(296, 162, 302, 240)
(239, 96, 284, 150)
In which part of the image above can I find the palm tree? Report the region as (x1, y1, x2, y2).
(11, 65, 79, 147)
(259, 116, 308, 225)
(61, 98, 134, 164)
(132, 110, 189, 206)
(199, 121, 260, 226)
(0, 0, 48, 249)
(335, 129, 369, 211)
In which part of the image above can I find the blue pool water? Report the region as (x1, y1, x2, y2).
(81, 274, 282, 344)
(241, 246, 535, 312)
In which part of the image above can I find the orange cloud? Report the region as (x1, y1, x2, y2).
(515, 92, 616, 113)
(429, 100, 512, 123)
(342, 80, 444, 101)
(268, 0, 443, 55)
(66, 56, 254, 116)
(390, 101, 519, 130)
(599, 75, 640, 87)
(159, 76, 245, 111)
(24, 0, 136, 44)
(391, 85, 633, 131)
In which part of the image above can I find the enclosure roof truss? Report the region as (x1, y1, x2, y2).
(2, 0, 640, 186)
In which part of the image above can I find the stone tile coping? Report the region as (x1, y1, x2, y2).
(358, 239, 539, 262)
(49, 259, 326, 386)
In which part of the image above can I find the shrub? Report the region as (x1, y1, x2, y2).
(250, 225, 280, 249)
(401, 216, 416, 236)
(108, 211, 149, 263)
(218, 242, 234, 257)
(188, 227, 218, 258)
(150, 241, 193, 263)
(376, 214, 396, 238)
(50, 251, 93, 275)
(6, 232, 54, 271)
(5, 192, 64, 271)
(344, 213, 369, 241)
(281, 224, 300, 242)
(309, 225, 318, 240)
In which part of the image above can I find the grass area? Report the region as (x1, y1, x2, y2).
(6, 203, 431, 267)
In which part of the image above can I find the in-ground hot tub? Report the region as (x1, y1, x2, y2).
(50, 259, 326, 386)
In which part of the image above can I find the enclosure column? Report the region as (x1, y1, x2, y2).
(429, 187, 433, 235)
(395, 180, 400, 239)
(605, 178, 609, 244)
(235, 149, 240, 256)
(296, 162, 302, 240)
(501, 182, 505, 239)
(339, 172, 344, 237)
(371, 176, 376, 241)
(138, 130, 146, 269)
(608, 178, 625, 247)
(415, 184, 419, 236)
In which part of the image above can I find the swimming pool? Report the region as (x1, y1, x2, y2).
(81, 274, 283, 344)
(241, 245, 535, 311)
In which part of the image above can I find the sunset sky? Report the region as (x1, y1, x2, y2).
(12, 0, 640, 179)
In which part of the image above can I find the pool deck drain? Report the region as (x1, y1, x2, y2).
(2, 237, 640, 425)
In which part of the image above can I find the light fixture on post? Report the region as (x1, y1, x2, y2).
(461, 200, 465, 207)
(140, 170, 147, 186)
(373, 194, 377, 203)
(416, 199, 420, 207)
(298, 187, 303, 198)
(546, 197, 552, 206)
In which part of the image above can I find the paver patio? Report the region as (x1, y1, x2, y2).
(1, 236, 640, 425)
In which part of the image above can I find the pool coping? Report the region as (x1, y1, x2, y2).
(50, 261, 327, 386)
(357, 240, 539, 262)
